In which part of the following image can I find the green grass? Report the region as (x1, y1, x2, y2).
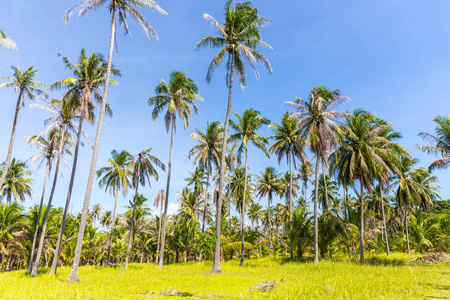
(1, 253, 449, 299)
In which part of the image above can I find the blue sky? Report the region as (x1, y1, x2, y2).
(1, 0, 450, 217)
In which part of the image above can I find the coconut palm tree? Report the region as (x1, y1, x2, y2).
(64, 0, 167, 283)
(148, 70, 202, 268)
(286, 87, 349, 263)
(185, 168, 206, 200)
(91, 204, 102, 227)
(247, 203, 262, 227)
(228, 109, 269, 265)
(153, 189, 164, 263)
(0, 159, 32, 204)
(0, 29, 17, 50)
(256, 167, 282, 250)
(178, 188, 204, 221)
(297, 159, 313, 213)
(269, 111, 307, 259)
(125, 148, 164, 269)
(196, 0, 273, 273)
(0, 66, 45, 190)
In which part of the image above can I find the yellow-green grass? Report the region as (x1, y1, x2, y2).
(1, 253, 449, 299)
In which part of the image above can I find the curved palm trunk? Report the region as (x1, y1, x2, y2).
(159, 118, 175, 268)
(155, 203, 163, 263)
(67, 5, 117, 283)
(27, 158, 50, 272)
(212, 50, 235, 274)
(359, 179, 365, 263)
(198, 162, 211, 263)
(0, 90, 23, 191)
(405, 205, 410, 254)
(106, 187, 118, 267)
(31, 125, 66, 277)
(50, 117, 84, 275)
(240, 148, 248, 266)
(379, 184, 390, 256)
(313, 156, 320, 264)
(289, 149, 293, 260)
(125, 161, 140, 269)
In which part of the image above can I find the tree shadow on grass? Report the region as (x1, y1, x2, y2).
(421, 283, 450, 299)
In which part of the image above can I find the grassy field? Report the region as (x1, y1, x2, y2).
(1, 253, 449, 299)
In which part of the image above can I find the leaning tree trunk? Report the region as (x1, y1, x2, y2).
(212, 50, 235, 274)
(67, 5, 117, 283)
(240, 148, 249, 266)
(155, 201, 163, 263)
(50, 117, 84, 275)
(159, 117, 175, 268)
(405, 205, 410, 254)
(379, 183, 390, 256)
(359, 179, 365, 263)
(0, 89, 23, 190)
(198, 161, 211, 263)
(125, 161, 140, 269)
(313, 156, 320, 264)
(106, 187, 118, 267)
(31, 124, 67, 277)
(27, 158, 50, 272)
(289, 148, 294, 260)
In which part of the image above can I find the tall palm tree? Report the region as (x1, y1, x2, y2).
(229, 109, 269, 265)
(0, 29, 17, 50)
(247, 203, 262, 227)
(50, 49, 119, 275)
(187, 121, 223, 262)
(297, 159, 313, 213)
(196, 0, 273, 273)
(269, 111, 306, 259)
(153, 189, 164, 263)
(0, 159, 33, 204)
(0, 66, 45, 190)
(256, 166, 282, 250)
(416, 115, 450, 171)
(125, 148, 164, 269)
(286, 87, 349, 263)
(65, 0, 167, 283)
(185, 168, 206, 200)
(148, 70, 201, 268)
(96, 150, 132, 267)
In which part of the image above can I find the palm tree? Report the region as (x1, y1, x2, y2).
(247, 203, 262, 227)
(0, 159, 32, 204)
(178, 188, 204, 221)
(65, 0, 167, 283)
(269, 111, 306, 259)
(416, 115, 450, 171)
(91, 204, 102, 227)
(125, 148, 164, 269)
(286, 87, 349, 263)
(185, 168, 206, 200)
(148, 70, 201, 268)
(0, 66, 45, 190)
(0, 29, 17, 50)
(297, 159, 313, 213)
(196, 0, 273, 273)
(256, 167, 282, 250)
(229, 109, 269, 265)
(153, 189, 164, 263)
(187, 121, 223, 262)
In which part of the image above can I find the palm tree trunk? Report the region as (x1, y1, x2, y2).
(379, 183, 390, 256)
(228, 168, 232, 222)
(268, 197, 272, 250)
(106, 187, 118, 267)
(27, 158, 50, 272)
(0, 89, 23, 191)
(155, 203, 163, 263)
(159, 117, 175, 268)
(67, 4, 117, 283)
(50, 117, 84, 275)
(198, 161, 211, 263)
(31, 124, 67, 277)
(304, 179, 308, 213)
(314, 156, 320, 264)
(212, 50, 235, 274)
(240, 148, 248, 266)
(405, 205, 410, 254)
(289, 148, 293, 260)
(359, 179, 365, 263)
(343, 185, 351, 258)
(125, 161, 140, 269)
(322, 163, 329, 211)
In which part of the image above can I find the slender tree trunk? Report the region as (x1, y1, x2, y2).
(67, 5, 117, 283)
(405, 205, 410, 254)
(314, 156, 320, 264)
(155, 203, 163, 263)
(240, 148, 248, 266)
(289, 149, 293, 260)
(28, 158, 50, 272)
(0, 90, 23, 191)
(228, 168, 232, 222)
(379, 183, 390, 256)
(343, 185, 351, 258)
(268, 196, 272, 250)
(159, 117, 175, 268)
(31, 124, 67, 277)
(125, 161, 140, 269)
(304, 179, 308, 213)
(198, 161, 210, 263)
(359, 180, 365, 263)
(106, 187, 118, 267)
(322, 164, 329, 211)
(212, 50, 235, 274)
(50, 118, 84, 275)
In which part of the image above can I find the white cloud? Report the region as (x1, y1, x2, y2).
(167, 203, 180, 216)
